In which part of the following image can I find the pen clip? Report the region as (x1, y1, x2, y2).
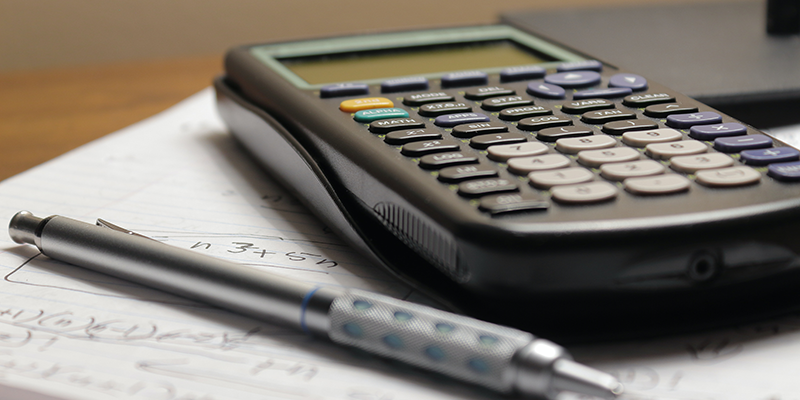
(96, 219, 157, 241)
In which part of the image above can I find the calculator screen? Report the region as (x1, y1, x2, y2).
(278, 40, 558, 86)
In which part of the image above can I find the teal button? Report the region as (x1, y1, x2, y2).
(354, 107, 409, 122)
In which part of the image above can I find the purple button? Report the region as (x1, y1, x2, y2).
(526, 82, 566, 99)
(666, 112, 723, 129)
(768, 161, 800, 181)
(608, 74, 648, 91)
(689, 123, 748, 140)
(573, 87, 632, 100)
(381, 77, 428, 93)
(545, 71, 602, 88)
(320, 83, 369, 98)
(500, 66, 546, 82)
(714, 134, 773, 152)
(441, 71, 488, 88)
(741, 147, 800, 165)
(557, 60, 603, 72)
(434, 113, 491, 127)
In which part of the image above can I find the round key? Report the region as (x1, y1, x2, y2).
(625, 174, 691, 195)
(508, 154, 571, 174)
(529, 167, 595, 188)
(646, 140, 708, 159)
(551, 182, 618, 204)
(600, 160, 665, 181)
(556, 135, 617, 154)
(578, 147, 641, 167)
(488, 142, 548, 161)
(608, 73, 648, 91)
(622, 128, 683, 147)
(545, 71, 602, 88)
(670, 153, 734, 173)
(527, 82, 566, 99)
(695, 166, 761, 187)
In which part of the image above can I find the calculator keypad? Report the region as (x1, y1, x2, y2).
(335, 61, 798, 214)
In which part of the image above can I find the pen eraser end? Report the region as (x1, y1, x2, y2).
(8, 211, 43, 246)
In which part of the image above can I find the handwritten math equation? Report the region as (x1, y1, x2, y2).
(187, 241, 339, 269)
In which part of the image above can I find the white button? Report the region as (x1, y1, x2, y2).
(622, 128, 683, 147)
(646, 140, 708, 159)
(529, 167, 594, 188)
(625, 174, 691, 195)
(555, 135, 617, 154)
(670, 153, 734, 173)
(600, 160, 666, 181)
(488, 142, 548, 161)
(508, 154, 571, 174)
(695, 166, 761, 187)
(578, 147, 640, 167)
(551, 182, 618, 203)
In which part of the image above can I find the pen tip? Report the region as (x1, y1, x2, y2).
(552, 358, 623, 399)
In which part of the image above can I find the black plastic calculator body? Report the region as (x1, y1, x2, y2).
(215, 25, 800, 339)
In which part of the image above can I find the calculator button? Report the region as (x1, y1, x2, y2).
(518, 115, 573, 132)
(557, 60, 603, 72)
(381, 77, 428, 93)
(578, 147, 640, 167)
(695, 166, 761, 187)
(340, 97, 394, 112)
(622, 128, 683, 147)
(320, 83, 369, 98)
(458, 178, 518, 197)
(740, 147, 800, 165)
(384, 128, 442, 144)
(500, 66, 546, 82)
(441, 71, 488, 88)
(670, 153, 734, 173)
(369, 118, 425, 134)
(529, 167, 594, 188)
(470, 132, 527, 149)
(403, 92, 455, 106)
(643, 103, 699, 118)
(645, 140, 708, 159)
(768, 161, 800, 181)
(434, 113, 491, 127)
(624, 175, 690, 195)
(561, 99, 615, 114)
(602, 119, 659, 135)
(418, 152, 478, 169)
(556, 135, 617, 154)
(572, 87, 632, 100)
(665, 112, 723, 129)
(714, 134, 773, 153)
(452, 121, 508, 138)
(600, 160, 665, 181)
(527, 82, 567, 99)
(551, 182, 618, 204)
(608, 73, 648, 91)
(689, 123, 748, 140)
(418, 102, 472, 117)
(481, 96, 533, 111)
(499, 106, 552, 121)
(545, 71, 602, 88)
(508, 154, 571, 174)
(354, 108, 409, 122)
(581, 109, 637, 124)
(438, 164, 498, 182)
(488, 142, 548, 161)
(401, 139, 460, 156)
(479, 193, 549, 214)
(622, 93, 676, 107)
(537, 126, 592, 142)
(464, 87, 515, 100)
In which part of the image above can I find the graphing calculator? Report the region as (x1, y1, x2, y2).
(214, 25, 800, 339)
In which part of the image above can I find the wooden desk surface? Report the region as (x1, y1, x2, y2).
(0, 55, 223, 181)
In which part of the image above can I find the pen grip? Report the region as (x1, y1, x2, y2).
(327, 289, 535, 393)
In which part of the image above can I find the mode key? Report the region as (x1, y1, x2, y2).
(403, 92, 455, 106)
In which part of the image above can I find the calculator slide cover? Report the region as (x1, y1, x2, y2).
(215, 26, 800, 341)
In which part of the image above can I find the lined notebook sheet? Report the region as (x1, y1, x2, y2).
(1, 88, 800, 400)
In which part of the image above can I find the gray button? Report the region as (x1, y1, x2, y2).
(508, 154, 571, 174)
(625, 174, 691, 195)
(556, 135, 617, 154)
(600, 160, 666, 181)
(578, 147, 640, 167)
(551, 182, 618, 203)
(529, 167, 594, 188)
(670, 153, 734, 173)
(622, 128, 683, 147)
(646, 140, 708, 159)
(488, 142, 548, 161)
(695, 166, 761, 187)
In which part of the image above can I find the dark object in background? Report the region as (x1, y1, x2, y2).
(767, 0, 800, 34)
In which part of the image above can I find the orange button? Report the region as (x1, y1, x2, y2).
(339, 97, 394, 112)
